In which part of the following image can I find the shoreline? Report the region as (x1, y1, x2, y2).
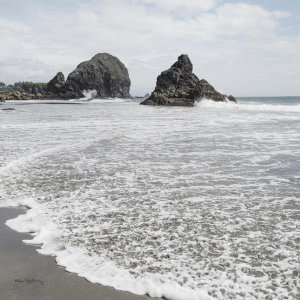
(0, 207, 162, 300)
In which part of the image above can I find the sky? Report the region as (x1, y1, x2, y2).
(0, 0, 299, 96)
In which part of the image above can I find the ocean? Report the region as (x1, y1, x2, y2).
(0, 97, 299, 299)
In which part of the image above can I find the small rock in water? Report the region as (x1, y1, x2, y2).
(227, 95, 237, 103)
(2, 108, 16, 111)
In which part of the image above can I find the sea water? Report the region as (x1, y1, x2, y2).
(0, 97, 299, 299)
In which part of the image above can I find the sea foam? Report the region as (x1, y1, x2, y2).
(5, 202, 212, 300)
(1, 97, 299, 300)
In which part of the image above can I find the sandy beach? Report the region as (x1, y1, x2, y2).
(0, 207, 162, 300)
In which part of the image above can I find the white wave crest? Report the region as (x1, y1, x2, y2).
(5, 203, 212, 300)
(196, 98, 300, 112)
(90, 98, 128, 103)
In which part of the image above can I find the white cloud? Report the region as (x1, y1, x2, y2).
(134, 0, 217, 15)
(0, 0, 299, 96)
(213, 3, 290, 36)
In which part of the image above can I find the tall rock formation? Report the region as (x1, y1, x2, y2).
(47, 53, 131, 99)
(46, 72, 66, 97)
(141, 54, 236, 106)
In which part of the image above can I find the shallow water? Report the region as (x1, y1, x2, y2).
(0, 97, 299, 299)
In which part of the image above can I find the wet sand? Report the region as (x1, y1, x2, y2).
(0, 207, 162, 300)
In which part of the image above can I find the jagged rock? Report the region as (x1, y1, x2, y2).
(141, 55, 197, 106)
(227, 95, 237, 102)
(197, 79, 226, 102)
(50, 53, 131, 99)
(141, 54, 235, 106)
(0, 91, 45, 100)
(46, 72, 66, 97)
(12, 91, 22, 100)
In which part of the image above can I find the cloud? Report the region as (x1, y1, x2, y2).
(133, 0, 217, 16)
(213, 3, 290, 36)
(0, 0, 299, 96)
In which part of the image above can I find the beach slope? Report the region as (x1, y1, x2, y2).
(0, 207, 161, 300)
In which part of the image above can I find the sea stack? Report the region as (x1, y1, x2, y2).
(141, 54, 236, 106)
(46, 53, 131, 99)
(46, 72, 66, 98)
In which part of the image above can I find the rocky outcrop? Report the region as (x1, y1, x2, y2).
(227, 95, 236, 102)
(141, 54, 235, 106)
(46, 72, 66, 97)
(0, 91, 44, 100)
(1, 53, 131, 101)
(48, 53, 131, 99)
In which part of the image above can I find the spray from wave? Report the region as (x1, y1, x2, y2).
(80, 90, 98, 101)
